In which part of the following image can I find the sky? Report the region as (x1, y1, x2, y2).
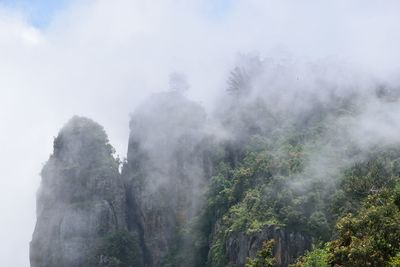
(0, 0, 235, 27)
(0, 0, 69, 27)
(1, 1, 400, 266)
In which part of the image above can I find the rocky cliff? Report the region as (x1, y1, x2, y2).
(30, 95, 315, 267)
(225, 225, 312, 267)
(30, 117, 129, 267)
(121, 92, 211, 266)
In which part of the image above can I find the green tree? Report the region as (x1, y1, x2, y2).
(290, 246, 331, 267)
(330, 186, 400, 266)
(246, 240, 276, 267)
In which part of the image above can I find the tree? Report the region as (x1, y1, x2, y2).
(246, 240, 276, 267)
(330, 186, 400, 266)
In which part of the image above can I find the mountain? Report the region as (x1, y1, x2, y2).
(121, 91, 210, 266)
(30, 117, 134, 267)
(30, 57, 400, 267)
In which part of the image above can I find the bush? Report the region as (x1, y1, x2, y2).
(290, 246, 331, 267)
(246, 240, 276, 267)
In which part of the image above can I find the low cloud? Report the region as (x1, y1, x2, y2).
(1, 1, 400, 266)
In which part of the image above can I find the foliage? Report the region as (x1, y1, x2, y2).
(290, 245, 331, 267)
(198, 120, 400, 267)
(246, 240, 276, 267)
(204, 134, 335, 266)
(390, 253, 400, 267)
(332, 151, 400, 218)
(330, 184, 400, 267)
(163, 76, 400, 267)
(53, 116, 118, 166)
(207, 234, 228, 267)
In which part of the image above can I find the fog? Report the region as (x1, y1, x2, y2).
(1, 0, 400, 266)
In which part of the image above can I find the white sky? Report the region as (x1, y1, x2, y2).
(1, 1, 400, 266)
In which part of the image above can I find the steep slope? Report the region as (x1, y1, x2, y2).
(30, 116, 130, 267)
(225, 225, 312, 266)
(122, 91, 211, 266)
(29, 56, 400, 267)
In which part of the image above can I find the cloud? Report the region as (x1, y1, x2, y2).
(1, 0, 400, 266)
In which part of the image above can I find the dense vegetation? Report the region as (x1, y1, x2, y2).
(194, 123, 400, 266)
(34, 57, 400, 267)
(169, 58, 400, 267)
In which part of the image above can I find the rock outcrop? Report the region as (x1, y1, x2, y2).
(225, 225, 312, 267)
(122, 92, 210, 266)
(30, 103, 313, 267)
(30, 116, 128, 267)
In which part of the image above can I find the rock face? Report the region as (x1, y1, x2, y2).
(30, 117, 128, 267)
(225, 225, 312, 267)
(30, 105, 313, 267)
(122, 92, 210, 266)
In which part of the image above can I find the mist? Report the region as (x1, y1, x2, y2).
(1, 0, 400, 266)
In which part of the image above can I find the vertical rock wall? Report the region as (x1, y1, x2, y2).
(30, 110, 313, 267)
(224, 225, 312, 267)
(30, 117, 128, 267)
(122, 92, 209, 266)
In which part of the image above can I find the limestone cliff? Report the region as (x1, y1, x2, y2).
(30, 116, 129, 267)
